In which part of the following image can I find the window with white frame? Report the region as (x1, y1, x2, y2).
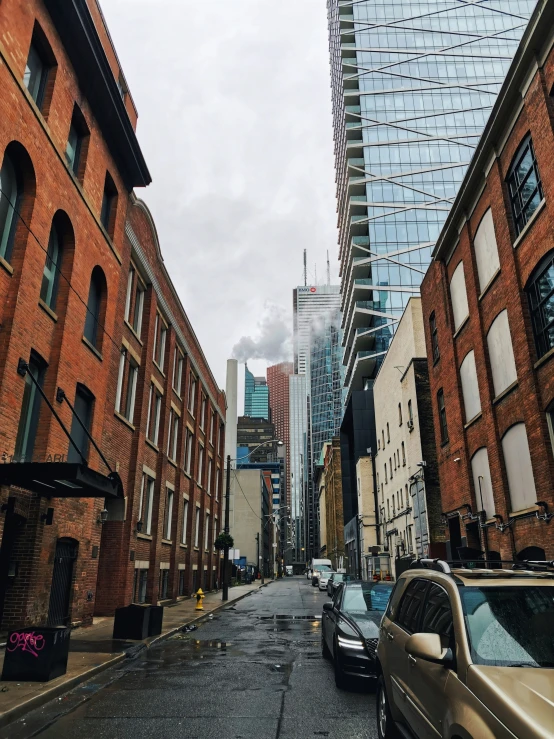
(216, 467, 220, 501)
(449, 261, 469, 331)
(166, 408, 179, 461)
(153, 312, 167, 371)
(207, 459, 212, 494)
(487, 310, 517, 397)
(184, 428, 193, 475)
(194, 506, 200, 547)
(181, 499, 189, 544)
(172, 347, 184, 396)
(205, 513, 210, 550)
(139, 473, 155, 535)
(501, 423, 537, 513)
(200, 395, 206, 430)
(197, 444, 204, 485)
(115, 348, 139, 424)
(146, 383, 162, 446)
(163, 487, 174, 540)
(188, 374, 197, 415)
(124, 264, 145, 337)
(213, 517, 218, 551)
(209, 411, 214, 444)
(459, 350, 481, 422)
(473, 209, 500, 292)
(470, 447, 495, 519)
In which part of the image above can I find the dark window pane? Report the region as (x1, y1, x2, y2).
(396, 579, 429, 633)
(24, 43, 46, 107)
(67, 386, 94, 463)
(84, 273, 102, 346)
(14, 356, 45, 462)
(0, 154, 20, 262)
(421, 584, 454, 649)
(40, 225, 61, 309)
(507, 138, 543, 237)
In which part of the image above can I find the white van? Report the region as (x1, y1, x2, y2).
(310, 558, 333, 587)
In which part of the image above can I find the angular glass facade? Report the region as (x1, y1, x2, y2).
(328, 0, 535, 393)
(289, 374, 307, 565)
(244, 364, 269, 420)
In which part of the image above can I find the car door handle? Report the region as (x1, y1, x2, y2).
(408, 655, 417, 667)
(386, 631, 394, 641)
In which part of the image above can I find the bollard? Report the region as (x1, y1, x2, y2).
(195, 588, 205, 610)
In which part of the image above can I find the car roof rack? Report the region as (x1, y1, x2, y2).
(409, 558, 554, 578)
(409, 558, 452, 573)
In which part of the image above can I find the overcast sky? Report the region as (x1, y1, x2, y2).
(100, 0, 339, 395)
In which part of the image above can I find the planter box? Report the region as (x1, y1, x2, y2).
(112, 604, 164, 640)
(2, 626, 70, 682)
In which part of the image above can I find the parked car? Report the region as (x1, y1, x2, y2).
(322, 579, 395, 689)
(318, 570, 336, 591)
(312, 564, 333, 587)
(376, 558, 554, 739)
(327, 572, 353, 596)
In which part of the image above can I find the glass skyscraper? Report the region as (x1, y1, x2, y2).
(289, 374, 307, 566)
(244, 363, 269, 420)
(328, 0, 535, 394)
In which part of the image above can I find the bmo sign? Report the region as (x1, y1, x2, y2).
(298, 287, 317, 294)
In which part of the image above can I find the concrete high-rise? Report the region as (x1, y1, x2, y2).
(244, 363, 269, 420)
(293, 285, 341, 378)
(289, 374, 308, 567)
(327, 0, 535, 396)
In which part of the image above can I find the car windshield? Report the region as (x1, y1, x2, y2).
(333, 574, 345, 582)
(342, 584, 393, 613)
(316, 565, 332, 572)
(460, 586, 554, 668)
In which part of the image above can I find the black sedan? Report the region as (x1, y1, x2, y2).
(321, 580, 395, 689)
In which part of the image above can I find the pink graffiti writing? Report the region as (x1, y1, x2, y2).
(7, 631, 45, 658)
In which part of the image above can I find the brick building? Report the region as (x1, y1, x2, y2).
(320, 438, 345, 571)
(0, 0, 224, 631)
(420, 0, 554, 563)
(267, 362, 293, 503)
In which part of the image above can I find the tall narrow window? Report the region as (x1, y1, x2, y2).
(527, 251, 554, 360)
(100, 172, 117, 237)
(68, 385, 94, 463)
(167, 408, 179, 462)
(163, 487, 174, 540)
(40, 222, 61, 310)
(507, 136, 543, 237)
(146, 383, 162, 446)
(501, 424, 537, 512)
(184, 428, 193, 475)
(449, 261, 469, 331)
(205, 514, 210, 550)
(209, 411, 215, 444)
(188, 374, 197, 415)
(194, 507, 200, 548)
(429, 311, 440, 362)
(473, 209, 500, 292)
(216, 468, 220, 501)
(115, 348, 139, 424)
(408, 399, 414, 428)
(459, 350, 481, 423)
(65, 106, 89, 179)
(437, 389, 448, 444)
(0, 152, 22, 263)
(181, 499, 189, 544)
(200, 395, 206, 430)
(14, 353, 46, 462)
(401, 441, 406, 466)
(153, 313, 167, 371)
(173, 348, 184, 396)
(124, 264, 145, 337)
(207, 460, 212, 494)
(198, 444, 204, 485)
(139, 473, 155, 535)
(84, 267, 105, 350)
(487, 310, 517, 396)
(24, 25, 55, 113)
(398, 403, 403, 426)
(386, 423, 390, 443)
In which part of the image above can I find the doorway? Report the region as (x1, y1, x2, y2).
(47, 538, 78, 626)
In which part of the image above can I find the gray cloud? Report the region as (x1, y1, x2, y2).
(100, 0, 338, 387)
(232, 303, 292, 364)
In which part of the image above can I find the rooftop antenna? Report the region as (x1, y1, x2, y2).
(326, 250, 331, 286)
(314, 264, 318, 285)
(303, 249, 307, 287)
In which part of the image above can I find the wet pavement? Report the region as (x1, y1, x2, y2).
(3, 578, 379, 739)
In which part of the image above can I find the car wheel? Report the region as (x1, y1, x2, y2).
(377, 675, 399, 738)
(321, 631, 331, 659)
(333, 641, 347, 690)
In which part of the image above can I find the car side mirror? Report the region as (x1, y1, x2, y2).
(322, 602, 333, 612)
(405, 633, 453, 665)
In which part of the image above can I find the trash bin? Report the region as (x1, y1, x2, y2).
(2, 626, 71, 682)
(112, 604, 164, 640)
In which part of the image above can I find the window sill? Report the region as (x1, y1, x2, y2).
(180, 543, 188, 549)
(161, 539, 172, 546)
(183, 469, 192, 479)
(509, 505, 539, 518)
(38, 299, 58, 322)
(492, 381, 518, 405)
(137, 533, 153, 541)
(453, 314, 469, 339)
(0, 255, 14, 276)
(432, 354, 441, 367)
(145, 439, 159, 452)
(167, 458, 177, 469)
(153, 360, 166, 377)
(193, 546, 200, 551)
(114, 410, 135, 431)
(478, 268, 501, 301)
(124, 319, 143, 345)
(512, 198, 546, 249)
(440, 439, 450, 448)
(534, 346, 554, 370)
(172, 389, 182, 401)
(82, 336, 103, 361)
(464, 412, 482, 430)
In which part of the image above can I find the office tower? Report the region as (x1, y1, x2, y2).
(289, 374, 308, 566)
(327, 0, 535, 395)
(293, 285, 341, 378)
(267, 361, 294, 501)
(236, 416, 277, 464)
(244, 363, 269, 420)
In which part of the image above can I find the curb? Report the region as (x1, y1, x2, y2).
(0, 581, 270, 730)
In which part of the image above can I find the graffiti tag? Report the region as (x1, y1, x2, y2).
(7, 631, 45, 658)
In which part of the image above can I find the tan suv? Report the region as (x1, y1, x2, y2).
(376, 559, 554, 739)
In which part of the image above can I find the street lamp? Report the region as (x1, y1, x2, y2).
(222, 438, 283, 601)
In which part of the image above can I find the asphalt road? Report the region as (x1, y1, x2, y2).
(6, 577, 379, 739)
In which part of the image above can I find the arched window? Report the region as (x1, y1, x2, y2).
(68, 384, 95, 463)
(460, 350, 481, 422)
(0, 151, 22, 262)
(40, 222, 61, 310)
(470, 447, 495, 519)
(473, 209, 500, 292)
(526, 251, 554, 360)
(501, 423, 537, 513)
(437, 389, 448, 444)
(84, 267, 106, 350)
(449, 261, 469, 331)
(487, 310, 517, 397)
(506, 135, 543, 237)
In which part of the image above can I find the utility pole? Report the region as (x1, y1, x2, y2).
(222, 454, 231, 601)
(255, 532, 260, 582)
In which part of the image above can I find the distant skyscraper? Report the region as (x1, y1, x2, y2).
(244, 363, 269, 420)
(327, 0, 535, 395)
(267, 362, 294, 506)
(293, 285, 341, 378)
(289, 374, 307, 566)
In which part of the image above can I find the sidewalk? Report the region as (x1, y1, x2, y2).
(0, 580, 268, 729)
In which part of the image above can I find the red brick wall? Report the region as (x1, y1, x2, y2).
(421, 54, 554, 561)
(267, 362, 293, 506)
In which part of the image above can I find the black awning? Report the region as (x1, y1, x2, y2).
(0, 463, 123, 499)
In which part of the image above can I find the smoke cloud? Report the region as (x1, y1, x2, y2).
(232, 302, 292, 364)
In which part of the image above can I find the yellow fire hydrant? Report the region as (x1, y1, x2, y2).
(195, 588, 205, 610)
